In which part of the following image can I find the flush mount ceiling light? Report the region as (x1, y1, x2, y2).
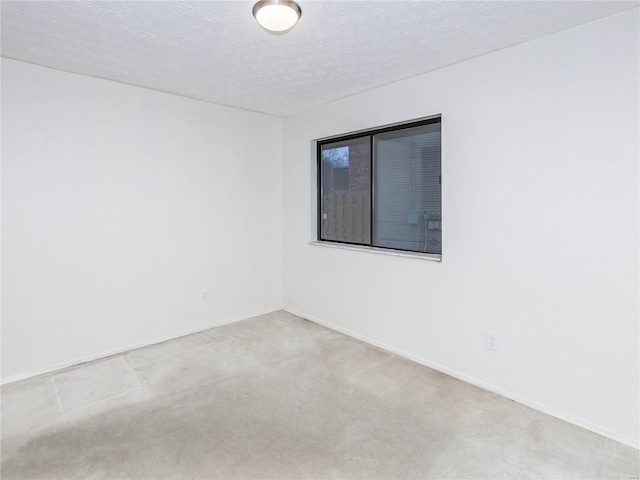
(253, 0, 302, 33)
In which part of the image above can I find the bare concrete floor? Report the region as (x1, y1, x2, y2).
(1, 310, 638, 479)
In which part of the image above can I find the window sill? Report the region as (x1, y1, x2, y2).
(309, 241, 442, 262)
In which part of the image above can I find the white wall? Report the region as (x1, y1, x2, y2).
(282, 10, 639, 447)
(1, 59, 283, 381)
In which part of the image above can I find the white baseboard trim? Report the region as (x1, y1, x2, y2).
(0, 306, 283, 386)
(283, 307, 639, 450)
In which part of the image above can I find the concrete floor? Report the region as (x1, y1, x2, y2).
(1, 310, 638, 479)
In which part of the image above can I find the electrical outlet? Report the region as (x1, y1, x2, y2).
(202, 291, 208, 303)
(486, 331, 499, 352)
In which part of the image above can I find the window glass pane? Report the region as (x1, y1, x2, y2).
(319, 137, 371, 244)
(373, 122, 441, 253)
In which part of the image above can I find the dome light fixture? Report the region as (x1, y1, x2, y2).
(253, 0, 302, 33)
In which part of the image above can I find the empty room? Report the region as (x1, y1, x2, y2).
(1, 1, 639, 478)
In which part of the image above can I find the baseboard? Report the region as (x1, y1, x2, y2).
(0, 306, 283, 386)
(283, 307, 640, 451)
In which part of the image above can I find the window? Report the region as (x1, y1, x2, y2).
(318, 117, 441, 255)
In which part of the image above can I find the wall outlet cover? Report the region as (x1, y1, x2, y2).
(486, 331, 499, 352)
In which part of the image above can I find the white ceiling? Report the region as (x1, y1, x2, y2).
(1, 1, 637, 117)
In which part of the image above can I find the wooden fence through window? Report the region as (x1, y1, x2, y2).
(321, 192, 370, 244)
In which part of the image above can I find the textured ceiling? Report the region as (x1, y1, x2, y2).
(1, 1, 638, 117)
